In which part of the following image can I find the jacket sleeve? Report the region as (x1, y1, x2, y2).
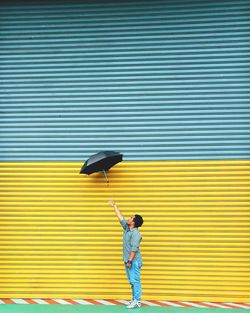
(131, 231, 142, 252)
(120, 218, 129, 230)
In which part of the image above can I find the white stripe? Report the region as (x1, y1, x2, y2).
(31, 299, 49, 304)
(224, 302, 250, 309)
(202, 302, 233, 309)
(94, 299, 115, 305)
(158, 301, 184, 307)
(11, 299, 28, 304)
(73, 299, 94, 305)
(52, 299, 72, 305)
(141, 300, 160, 306)
(0, 300, 6, 304)
(180, 301, 207, 308)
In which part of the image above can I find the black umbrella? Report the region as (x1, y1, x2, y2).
(79, 151, 123, 184)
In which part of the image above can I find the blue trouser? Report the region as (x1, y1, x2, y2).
(124, 260, 142, 301)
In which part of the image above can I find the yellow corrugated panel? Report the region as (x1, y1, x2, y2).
(0, 160, 249, 301)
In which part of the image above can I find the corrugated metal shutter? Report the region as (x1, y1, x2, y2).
(1, 0, 249, 161)
(0, 160, 249, 301)
(0, 0, 250, 302)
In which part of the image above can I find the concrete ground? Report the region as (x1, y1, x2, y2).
(0, 305, 247, 313)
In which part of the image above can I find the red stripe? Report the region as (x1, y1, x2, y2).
(200, 302, 222, 308)
(63, 299, 80, 305)
(237, 303, 250, 308)
(183, 301, 206, 308)
(105, 299, 123, 305)
(187, 301, 214, 308)
(223, 303, 250, 309)
(24, 299, 38, 304)
(3, 299, 16, 304)
(84, 299, 102, 305)
(148, 300, 169, 306)
(212, 302, 237, 308)
(221, 303, 239, 309)
(173, 301, 192, 308)
(43, 299, 60, 304)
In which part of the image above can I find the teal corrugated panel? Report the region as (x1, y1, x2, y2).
(0, 0, 249, 160)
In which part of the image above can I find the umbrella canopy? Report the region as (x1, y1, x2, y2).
(79, 151, 123, 183)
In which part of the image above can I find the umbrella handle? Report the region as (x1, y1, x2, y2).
(102, 170, 109, 187)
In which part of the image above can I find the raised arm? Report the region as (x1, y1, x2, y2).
(108, 199, 124, 222)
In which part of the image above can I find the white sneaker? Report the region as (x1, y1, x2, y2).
(126, 300, 141, 309)
(126, 300, 133, 306)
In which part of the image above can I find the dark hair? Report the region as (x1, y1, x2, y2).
(133, 214, 144, 228)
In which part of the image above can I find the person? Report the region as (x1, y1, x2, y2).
(108, 199, 144, 309)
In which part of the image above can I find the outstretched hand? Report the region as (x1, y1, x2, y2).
(109, 198, 123, 222)
(108, 199, 116, 207)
